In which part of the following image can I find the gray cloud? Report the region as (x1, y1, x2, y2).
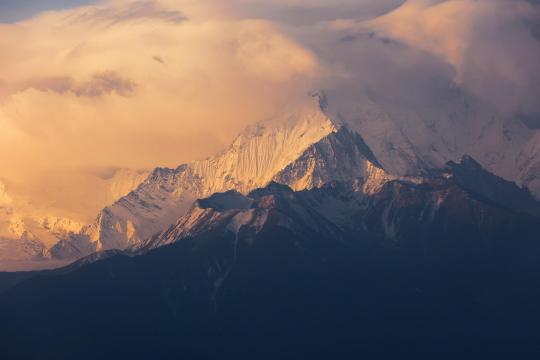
(0, 0, 97, 23)
(365, 0, 540, 117)
(20, 72, 136, 97)
(518, 113, 540, 130)
(66, 1, 186, 26)
(74, 71, 136, 97)
(339, 31, 397, 45)
(237, 1, 404, 26)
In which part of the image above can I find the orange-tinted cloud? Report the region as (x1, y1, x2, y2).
(0, 0, 320, 220)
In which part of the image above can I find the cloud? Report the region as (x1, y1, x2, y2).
(0, 0, 97, 23)
(203, 0, 405, 25)
(0, 0, 320, 220)
(369, 0, 540, 115)
(16, 71, 136, 97)
(67, 1, 187, 26)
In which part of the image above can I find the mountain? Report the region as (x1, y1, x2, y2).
(0, 181, 12, 206)
(443, 155, 540, 217)
(0, 180, 82, 270)
(516, 132, 540, 199)
(0, 168, 148, 271)
(102, 168, 151, 202)
(2, 160, 539, 359)
(5, 88, 540, 270)
(47, 90, 540, 264)
(324, 88, 540, 198)
(140, 156, 540, 253)
(0, 249, 129, 293)
(51, 94, 388, 260)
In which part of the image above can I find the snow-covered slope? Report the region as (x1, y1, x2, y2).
(138, 182, 344, 252)
(51, 94, 388, 259)
(0, 182, 13, 207)
(106, 168, 150, 201)
(324, 88, 538, 197)
(0, 181, 84, 270)
(516, 133, 540, 199)
(0, 168, 146, 271)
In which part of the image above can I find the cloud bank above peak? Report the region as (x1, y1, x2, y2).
(0, 0, 320, 165)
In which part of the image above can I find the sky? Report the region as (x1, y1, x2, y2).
(0, 0, 539, 221)
(0, 0, 97, 22)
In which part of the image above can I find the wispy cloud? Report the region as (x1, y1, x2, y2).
(65, 1, 187, 26)
(16, 71, 136, 97)
(0, 0, 97, 23)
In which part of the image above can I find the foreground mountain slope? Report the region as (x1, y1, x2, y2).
(51, 95, 387, 260)
(2, 159, 540, 359)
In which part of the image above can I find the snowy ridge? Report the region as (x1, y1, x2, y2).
(189, 96, 339, 195)
(516, 133, 540, 199)
(139, 182, 343, 253)
(140, 155, 540, 254)
(0, 204, 84, 270)
(107, 169, 151, 201)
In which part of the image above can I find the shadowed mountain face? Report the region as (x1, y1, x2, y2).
(1, 161, 540, 359)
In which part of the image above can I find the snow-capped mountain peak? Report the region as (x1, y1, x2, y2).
(189, 94, 340, 194)
(50, 94, 386, 260)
